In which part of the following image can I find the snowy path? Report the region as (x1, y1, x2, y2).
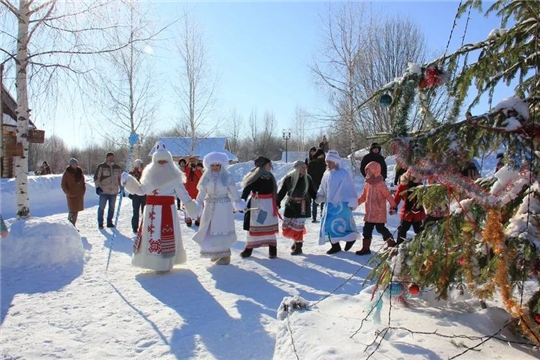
(3, 165, 538, 359)
(1, 199, 375, 359)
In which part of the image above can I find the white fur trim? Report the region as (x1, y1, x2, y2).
(325, 150, 341, 166)
(203, 152, 229, 169)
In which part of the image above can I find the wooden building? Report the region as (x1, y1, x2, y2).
(1, 85, 44, 178)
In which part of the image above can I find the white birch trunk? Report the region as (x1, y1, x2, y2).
(15, 0, 31, 218)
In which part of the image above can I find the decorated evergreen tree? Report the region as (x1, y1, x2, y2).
(364, 0, 540, 344)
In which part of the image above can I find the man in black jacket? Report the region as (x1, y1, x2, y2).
(307, 149, 326, 222)
(360, 143, 387, 180)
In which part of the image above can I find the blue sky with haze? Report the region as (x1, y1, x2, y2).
(38, 1, 508, 148)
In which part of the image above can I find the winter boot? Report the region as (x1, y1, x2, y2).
(195, 218, 200, 227)
(185, 219, 192, 227)
(240, 248, 253, 258)
(326, 242, 342, 255)
(355, 238, 372, 255)
(269, 245, 277, 259)
(344, 240, 356, 251)
(291, 242, 303, 255)
(216, 256, 231, 265)
(291, 243, 296, 250)
(386, 237, 397, 248)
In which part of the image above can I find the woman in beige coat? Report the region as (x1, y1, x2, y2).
(61, 158, 86, 226)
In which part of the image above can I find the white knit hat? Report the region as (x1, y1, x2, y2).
(133, 159, 143, 167)
(325, 150, 341, 166)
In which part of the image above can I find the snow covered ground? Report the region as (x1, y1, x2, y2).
(2, 156, 538, 359)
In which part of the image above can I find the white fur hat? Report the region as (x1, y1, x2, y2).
(203, 152, 229, 169)
(152, 141, 173, 163)
(133, 159, 143, 167)
(325, 150, 341, 166)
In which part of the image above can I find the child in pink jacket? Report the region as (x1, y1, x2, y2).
(355, 161, 397, 255)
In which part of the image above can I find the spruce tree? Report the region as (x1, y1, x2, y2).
(365, 0, 540, 344)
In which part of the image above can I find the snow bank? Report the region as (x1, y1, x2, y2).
(1, 217, 84, 268)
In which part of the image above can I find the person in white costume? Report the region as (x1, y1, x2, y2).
(192, 152, 246, 265)
(316, 150, 359, 254)
(121, 141, 198, 273)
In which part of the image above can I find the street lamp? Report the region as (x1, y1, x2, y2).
(282, 129, 291, 163)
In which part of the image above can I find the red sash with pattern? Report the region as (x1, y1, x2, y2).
(134, 195, 176, 257)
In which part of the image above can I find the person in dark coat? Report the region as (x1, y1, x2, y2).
(277, 161, 317, 255)
(240, 156, 279, 259)
(61, 158, 86, 226)
(495, 153, 504, 172)
(40, 161, 52, 175)
(318, 135, 329, 153)
(305, 147, 317, 165)
(460, 160, 480, 180)
(177, 158, 187, 210)
(360, 142, 387, 180)
(393, 164, 407, 186)
(129, 159, 146, 234)
(307, 149, 326, 222)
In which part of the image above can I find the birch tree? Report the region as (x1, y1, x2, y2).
(312, 2, 438, 157)
(173, 11, 219, 154)
(0, 0, 143, 218)
(95, 0, 161, 156)
(293, 106, 309, 151)
(355, 17, 430, 137)
(226, 108, 243, 156)
(311, 1, 373, 161)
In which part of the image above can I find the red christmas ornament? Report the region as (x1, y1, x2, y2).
(534, 314, 540, 324)
(458, 257, 466, 266)
(408, 283, 420, 296)
(419, 67, 446, 89)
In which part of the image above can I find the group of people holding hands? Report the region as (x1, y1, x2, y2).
(59, 139, 431, 274)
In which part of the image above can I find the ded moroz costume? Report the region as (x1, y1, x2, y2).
(121, 141, 199, 273)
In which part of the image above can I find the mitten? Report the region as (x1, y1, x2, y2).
(315, 195, 325, 204)
(96, 187, 103, 195)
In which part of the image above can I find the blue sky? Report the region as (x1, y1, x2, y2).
(37, 1, 509, 148)
(159, 1, 506, 134)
